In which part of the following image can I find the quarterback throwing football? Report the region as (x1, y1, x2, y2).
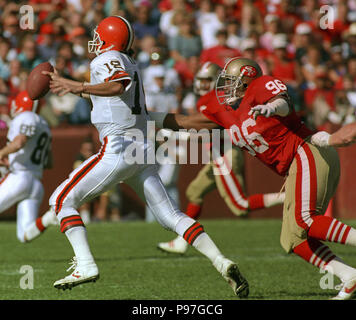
(44, 16, 249, 297)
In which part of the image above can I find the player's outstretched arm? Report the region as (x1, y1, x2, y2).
(43, 70, 125, 97)
(149, 112, 220, 131)
(311, 122, 356, 148)
(248, 96, 291, 120)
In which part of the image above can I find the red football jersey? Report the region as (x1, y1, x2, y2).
(203, 75, 313, 176)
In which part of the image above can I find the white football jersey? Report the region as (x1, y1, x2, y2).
(7, 111, 51, 179)
(89, 50, 150, 141)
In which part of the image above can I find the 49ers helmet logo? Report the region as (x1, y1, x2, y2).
(240, 65, 257, 77)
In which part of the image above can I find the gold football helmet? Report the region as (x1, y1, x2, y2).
(194, 62, 222, 96)
(216, 57, 263, 105)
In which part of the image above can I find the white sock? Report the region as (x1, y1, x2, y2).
(175, 217, 224, 263)
(345, 228, 356, 247)
(193, 233, 224, 263)
(325, 257, 356, 282)
(263, 192, 285, 208)
(65, 226, 95, 265)
(42, 210, 58, 227)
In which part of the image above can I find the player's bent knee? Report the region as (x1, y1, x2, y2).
(186, 182, 203, 204)
(280, 232, 307, 254)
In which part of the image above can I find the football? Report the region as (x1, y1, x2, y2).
(26, 62, 54, 100)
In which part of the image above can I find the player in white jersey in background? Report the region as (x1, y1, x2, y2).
(43, 16, 249, 298)
(0, 91, 55, 243)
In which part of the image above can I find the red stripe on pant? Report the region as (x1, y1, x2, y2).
(55, 137, 108, 214)
(294, 144, 318, 231)
(60, 215, 84, 233)
(183, 222, 204, 245)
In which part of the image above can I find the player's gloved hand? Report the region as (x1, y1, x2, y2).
(310, 131, 330, 147)
(248, 103, 276, 120)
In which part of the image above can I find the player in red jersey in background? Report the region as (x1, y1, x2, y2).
(158, 62, 284, 254)
(151, 57, 356, 300)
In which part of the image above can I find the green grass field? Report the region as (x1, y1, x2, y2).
(0, 218, 356, 300)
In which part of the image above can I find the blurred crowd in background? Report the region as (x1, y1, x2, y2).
(0, 0, 355, 130)
(0, 0, 356, 221)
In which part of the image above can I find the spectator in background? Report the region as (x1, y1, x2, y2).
(333, 74, 356, 126)
(37, 23, 59, 62)
(328, 45, 348, 86)
(175, 55, 200, 90)
(240, 0, 263, 37)
(2, 14, 19, 48)
(17, 36, 43, 72)
(136, 35, 158, 69)
(145, 65, 179, 114)
(67, 27, 90, 80)
(7, 59, 27, 98)
(275, 0, 301, 34)
(260, 14, 281, 53)
(200, 29, 241, 68)
(197, 2, 225, 49)
(132, 1, 161, 42)
(293, 22, 313, 62)
(301, 44, 326, 89)
(50, 41, 76, 78)
(343, 23, 356, 59)
(304, 68, 340, 131)
(159, 0, 188, 39)
(0, 37, 11, 81)
(168, 15, 202, 64)
(226, 19, 242, 50)
(143, 46, 181, 96)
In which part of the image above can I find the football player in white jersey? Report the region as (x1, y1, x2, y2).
(43, 16, 249, 298)
(0, 91, 55, 242)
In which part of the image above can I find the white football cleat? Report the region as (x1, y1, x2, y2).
(157, 236, 188, 254)
(213, 255, 249, 298)
(332, 277, 356, 300)
(54, 257, 99, 290)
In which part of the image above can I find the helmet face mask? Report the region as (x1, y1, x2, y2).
(216, 71, 244, 105)
(88, 28, 108, 55)
(215, 57, 262, 105)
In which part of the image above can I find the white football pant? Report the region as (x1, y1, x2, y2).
(50, 135, 185, 231)
(0, 171, 44, 242)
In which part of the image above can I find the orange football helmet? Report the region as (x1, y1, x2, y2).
(10, 91, 38, 118)
(88, 16, 134, 55)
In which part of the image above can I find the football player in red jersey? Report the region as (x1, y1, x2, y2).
(158, 62, 285, 254)
(150, 57, 356, 300)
